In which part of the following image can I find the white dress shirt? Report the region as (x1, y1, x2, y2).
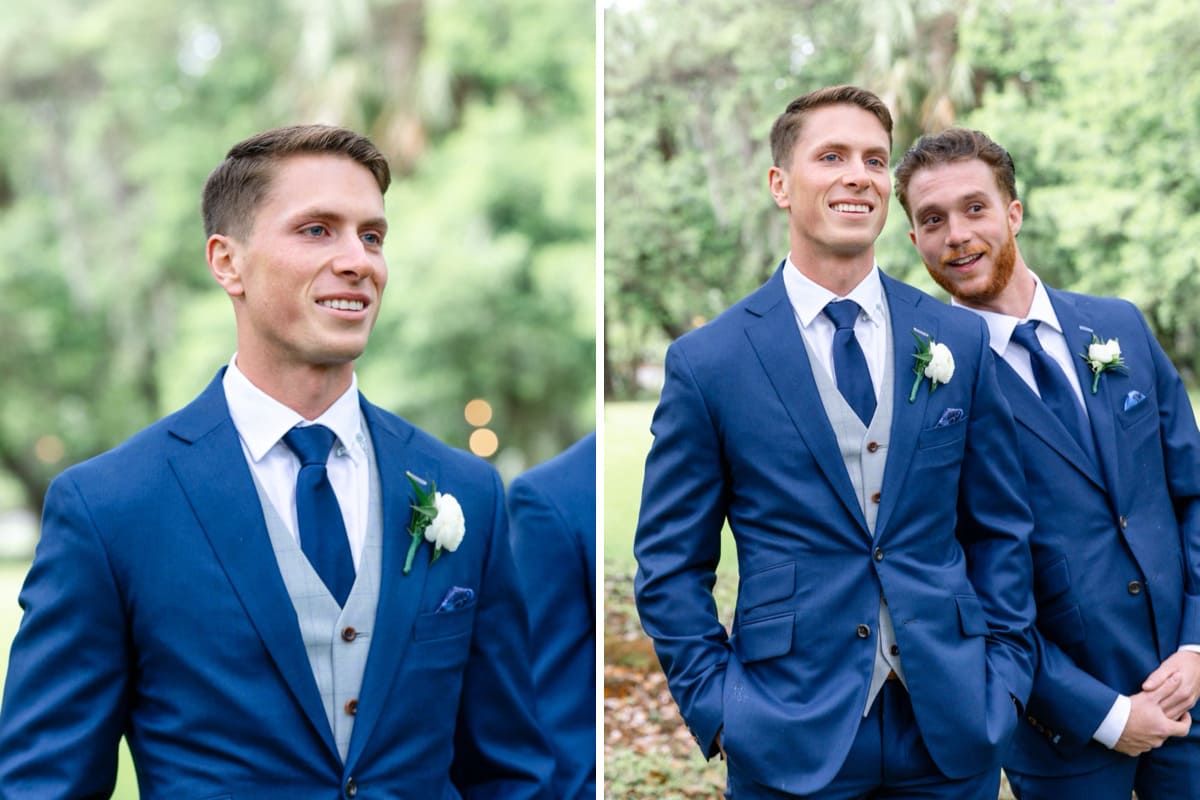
(782, 258, 887, 396)
(222, 356, 370, 569)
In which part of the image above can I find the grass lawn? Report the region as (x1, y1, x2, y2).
(1, 560, 139, 798)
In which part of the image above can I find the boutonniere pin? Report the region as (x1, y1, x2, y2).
(909, 329, 955, 402)
(1080, 334, 1127, 394)
(403, 471, 466, 575)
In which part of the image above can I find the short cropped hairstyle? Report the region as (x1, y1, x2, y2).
(201, 124, 391, 238)
(769, 85, 894, 168)
(894, 128, 1018, 221)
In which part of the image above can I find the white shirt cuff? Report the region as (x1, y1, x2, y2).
(1093, 694, 1131, 749)
(1179, 644, 1200, 654)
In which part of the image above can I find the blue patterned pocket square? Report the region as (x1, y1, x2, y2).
(1123, 390, 1146, 411)
(437, 586, 475, 612)
(934, 408, 965, 428)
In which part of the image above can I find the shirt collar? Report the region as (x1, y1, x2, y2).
(951, 271, 1063, 356)
(782, 257, 886, 330)
(222, 355, 365, 465)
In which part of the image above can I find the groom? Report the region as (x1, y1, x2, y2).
(634, 86, 1037, 799)
(0, 125, 552, 798)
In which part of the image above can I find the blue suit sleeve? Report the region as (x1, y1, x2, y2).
(1141, 311, 1200, 646)
(633, 342, 731, 758)
(450, 468, 555, 800)
(0, 474, 130, 798)
(508, 474, 596, 800)
(956, 320, 1038, 716)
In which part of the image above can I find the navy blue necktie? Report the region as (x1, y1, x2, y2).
(824, 300, 876, 425)
(283, 425, 355, 606)
(1010, 321, 1095, 460)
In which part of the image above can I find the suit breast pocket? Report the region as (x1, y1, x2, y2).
(915, 420, 967, 468)
(411, 603, 477, 672)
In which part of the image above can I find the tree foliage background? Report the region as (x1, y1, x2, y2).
(0, 0, 595, 521)
(605, 0, 1200, 400)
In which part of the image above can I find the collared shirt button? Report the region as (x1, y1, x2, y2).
(856, 624, 871, 639)
(873, 547, 884, 562)
(345, 698, 358, 716)
(1128, 580, 1142, 595)
(341, 626, 357, 642)
(870, 491, 881, 504)
(867, 441, 880, 453)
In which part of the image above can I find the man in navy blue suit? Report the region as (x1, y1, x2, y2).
(0, 125, 553, 799)
(508, 431, 596, 800)
(896, 127, 1200, 800)
(633, 85, 1038, 799)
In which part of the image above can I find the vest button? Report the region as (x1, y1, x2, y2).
(870, 491, 881, 504)
(345, 698, 358, 716)
(856, 624, 871, 639)
(341, 626, 357, 642)
(867, 441, 880, 453)
(1128, 580, 1142, 595)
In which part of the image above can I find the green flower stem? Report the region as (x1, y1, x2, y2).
(909, 373, 923, 403)
(1091, 370, 1101, 394)
(403, 530, 423, 575)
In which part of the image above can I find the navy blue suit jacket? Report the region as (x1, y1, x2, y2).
(1003, 289, 1200, 776)
(0, 370, 553, 799)
(508, 432, 596, 800)
(634, 267, 1037, 795)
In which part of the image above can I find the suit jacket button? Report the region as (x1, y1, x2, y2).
(870, 491, 881, 504)
(874, 547, 884, 562)
(341, 626, 358, 642)
(345, 777, 358, 798)
(867, 441, 880, 453)
(1119, 515, 1128, 529)
(1128, 580, 1142, 595)
(857, 624, 871, 639)
(345, 698, 358, 716)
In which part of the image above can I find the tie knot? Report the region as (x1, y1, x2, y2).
(283, 424, 337, 467)
(824, 299, 862, 331)
(1011, 321, 1045, 354)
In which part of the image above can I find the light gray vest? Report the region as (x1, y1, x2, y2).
(252, 437, 384, 763)
(801, 300, 907, 714)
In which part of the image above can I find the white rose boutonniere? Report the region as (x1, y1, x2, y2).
(425, 492, 466, 556)
(1081, 334, 1127, 394)
(403, 472, 466, 575)
(909, 330, 955, 402)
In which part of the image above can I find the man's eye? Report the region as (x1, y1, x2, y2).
(303, 225, 326, 237)
(362, 232, 382, 245)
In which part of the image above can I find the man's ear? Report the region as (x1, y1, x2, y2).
(768, 166, 789, 209)
(207, 234, 245, 297)
(1008, 198, 1024, 238)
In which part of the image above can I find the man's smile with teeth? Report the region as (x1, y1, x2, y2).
(831, 202, 870, 213)
(947, 252, 984, 267)
(318, 298, 366, 311)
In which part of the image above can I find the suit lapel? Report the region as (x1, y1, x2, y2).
(1050, 290, 1123, 504)
(994, 355, 1106, 490)
(875, 275, 934, 538)
(743, 269, 869, 533)
(346, 399, 439, 767)
(166, 372, 338, 759)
